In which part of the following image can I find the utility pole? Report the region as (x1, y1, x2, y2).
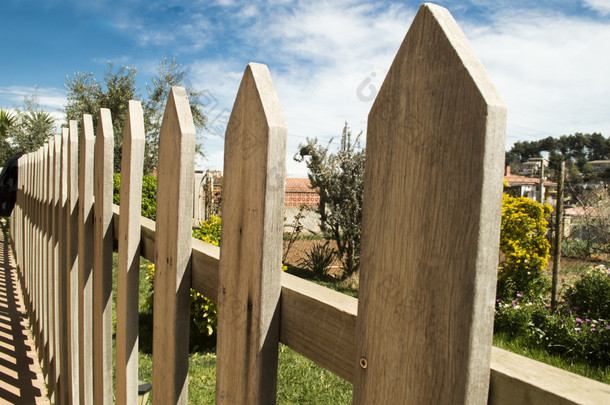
(551, 160, 565, 312)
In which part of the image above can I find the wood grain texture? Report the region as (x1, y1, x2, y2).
(67, 120, 80, 403)
(116, 100, 145, 405)
(59, 127, 70, 404)
(280, 273, 357, 382)
(489, 347, 610, 404)
(152, 87, 196, 405)
(78, 114, 95, 405)
(45, 138, 56, 403)
(93, 109, 114, 405)
(352, 4, 506, 404)
(216, 63, 287, 405)
(52, 134, 62, 401)
(42, 143, 50, 380)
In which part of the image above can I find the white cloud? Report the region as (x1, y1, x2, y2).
(583, 0, 610, 16)
(464, 11, 610, 144)
(118, 1, 610, 177)
(0, 86, 66, 112)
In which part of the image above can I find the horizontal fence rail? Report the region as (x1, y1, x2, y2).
(6, 3, 609, 404)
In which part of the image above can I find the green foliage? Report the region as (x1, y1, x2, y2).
(298, 242, 336, 279)
(495, 292, 610, 367)
(563, 266, 610, 320)
(65, 63, 139, 173)
(0, 109, 16, 140)
(498, 193, 553, 300)
(64, 58, 206, 174)
(112, 173, 158, 221)
(295, 123, 364, 278)
(191, 215, 221, 245)
(506, 133, 610, 181)
(1, 91, 55, 165)
(143, 57, 207, 174)
(561, 239, 591, 257)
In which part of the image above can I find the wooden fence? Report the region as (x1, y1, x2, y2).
(7, 4, 609, 404)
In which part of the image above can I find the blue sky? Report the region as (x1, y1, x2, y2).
(2, 0, 610, 176)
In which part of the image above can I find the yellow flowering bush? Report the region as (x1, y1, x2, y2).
(498, 193, 552, 300)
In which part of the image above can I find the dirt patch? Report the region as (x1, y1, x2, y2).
(282, 239, 343, 277)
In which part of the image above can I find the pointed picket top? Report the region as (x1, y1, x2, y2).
(353, 3, 506, 405)
(216, 63, 287, 404)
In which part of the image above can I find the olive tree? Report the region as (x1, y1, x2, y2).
(295, 123, 365, 278)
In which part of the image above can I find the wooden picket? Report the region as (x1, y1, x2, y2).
(93, 109, 114, 405)
(5, 3, 610, 405)
(216, 63, 287, 404)
(116, 100, 145, 404)
(353, 4, 506, 403)
(78, 114, 95, 405)
(152, 87, 196, 405)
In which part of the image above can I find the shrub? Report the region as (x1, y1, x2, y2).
(192, 215, 221, 245)
(113, 173, 158, 221)
(563, 265, 610, 320)
(494, 295, 610, 366)
(497, 194, 552, 300)
(298, 242, 336, 279)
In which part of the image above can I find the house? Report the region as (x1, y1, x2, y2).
(504, 166, 557, 203)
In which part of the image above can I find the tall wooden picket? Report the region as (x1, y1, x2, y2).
(93, 109, 114, 405)
(352, 4, 506, 404)
(152, 87, 196, 405)
(46, 137, 57, 402)
(52, 133, 62, 401)
(67, 120, 80, 403)
(116, 100, 145, 404)
(78, 114, 95, 405)
(216, 63, 287, 404)
(59, 127, 70, 404)
(42, 142, 50, 381)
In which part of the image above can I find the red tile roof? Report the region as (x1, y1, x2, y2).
(286, 178, 315, 193)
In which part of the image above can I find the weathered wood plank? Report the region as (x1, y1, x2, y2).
(152, 87, 196, 405)
(78, 114, 95, 405)
(35, 148, 43, 360)
(67, 120, 80, 403)
(42, 143, 50, 380)
(116, 100, 146, 405)
(279, 273, 357, 382)
(216, 63, 287, 405)
(93, 109, 114, 405)
(352, 4, 506, 404)
(58, 127, 70, 404)
(46, 137, 57, 403)
(52, 134, 62, 401)
(489, 347, 610, 404)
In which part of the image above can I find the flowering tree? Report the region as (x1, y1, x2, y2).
(497, 190, 553, 300)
